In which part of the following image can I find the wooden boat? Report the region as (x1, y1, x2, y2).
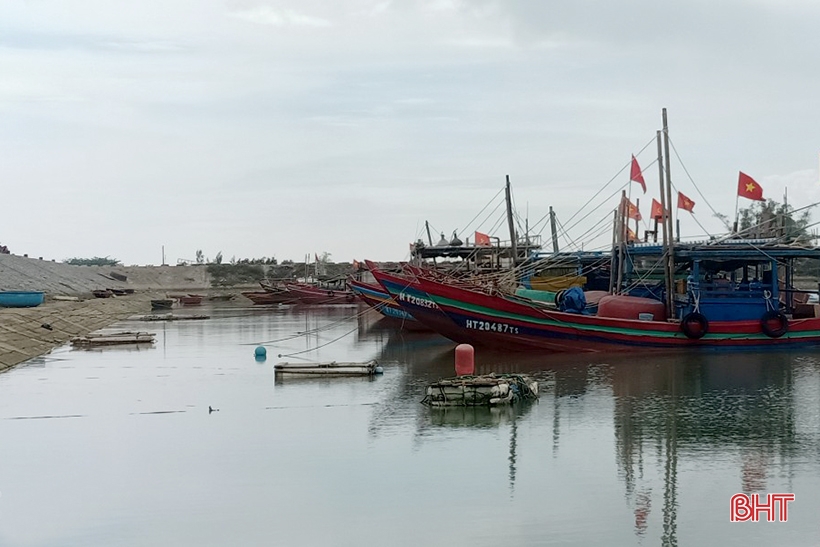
(177, 294, 203, 306)
(71, 331, 155, 347)
(369, 110, 820, 352)
(284, 282, 356, 304)
(274, 359, 382, 376)
(0, 291, 45, 308)
(110, 272, 128, 282)
(348, 278, 430, 330)
(92, 289, 113, 298)
(422, 373, 539, 406)
(151, 299, 174, 310)
(370, 241, 820, 352)
(241, 291, 296, 305)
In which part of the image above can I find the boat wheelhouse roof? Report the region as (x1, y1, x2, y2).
(626, 239, 820, 262)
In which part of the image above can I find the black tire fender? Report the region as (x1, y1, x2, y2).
(761, 311, 788, 338)
(681, 312, 709, 339)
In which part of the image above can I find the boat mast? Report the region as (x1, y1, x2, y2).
(657, 131, 673, 317)
(424, 221, 434, 246)
(505, 175, 518, 264)
(549, 206, 559, 253)
(614, 190, 629, 294)
(662, 109, 676, 318)
(609, 209, 618, 294)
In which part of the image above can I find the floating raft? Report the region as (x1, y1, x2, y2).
(274, 360, 381, 376)
(139, 314, 210, 322)
(71, 331, 156, 347)
(422, 374, 539, 406)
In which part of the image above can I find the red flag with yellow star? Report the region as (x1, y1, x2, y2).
(650, 198, 664, 220)
(677, 191, 695, 212)
(737, 172, 764, 201)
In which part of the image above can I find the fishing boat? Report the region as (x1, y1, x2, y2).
(177, 294, 203, 306)
(284, 282, 355, 304)
(241, 291, 296, 305)
(150, 299, 174, 310)
(274, 360, 382, 376)
(348, 277, 429, 330)
(369, 110, 820, 352)
(418, 244, 820, 351)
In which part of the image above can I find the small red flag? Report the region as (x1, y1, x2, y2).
(626, 227, 638, 242)
(624, 197, 641, 221)
(677, 191, 695, 212)
(650, 198, 663, 220)
(737, 172, 764, 201)
(630, 155, 646, 194)
(352, 259, 360, 271)
(315, 253, 319, 262)
(474, 231, 491, 246)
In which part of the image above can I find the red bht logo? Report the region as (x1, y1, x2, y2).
(731, 493, 795, 522)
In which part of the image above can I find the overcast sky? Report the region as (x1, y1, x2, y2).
(2, 0, 819, 265)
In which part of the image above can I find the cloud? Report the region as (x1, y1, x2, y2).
(231, 5, 332, 27)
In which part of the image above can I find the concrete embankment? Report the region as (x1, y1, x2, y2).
(0, 254, 228, 371)
(0, 253, 211, 295)
(0, 292, 161, 371)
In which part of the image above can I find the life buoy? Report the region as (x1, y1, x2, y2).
(681, 312, 708, 339)
(760, 311, 788, 338)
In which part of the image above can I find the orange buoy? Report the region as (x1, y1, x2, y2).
(455, 344, 475, 376)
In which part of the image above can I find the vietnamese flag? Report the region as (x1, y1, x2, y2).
(625, 199, 641, 221)
(630, 155, 646, 194)
(650, 198, 664, 220)
(677, 191, 695, 212)
(737, 172, 764, 201)
(474, 231, 491, 246)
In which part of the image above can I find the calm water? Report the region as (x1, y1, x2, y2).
(1, 303, 819, 546)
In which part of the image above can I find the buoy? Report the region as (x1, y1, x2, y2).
(254, 346, 267, 361)
(454, 344, 475, 376)
(374, 366, 384, 374)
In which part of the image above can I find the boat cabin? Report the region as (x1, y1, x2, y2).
(624, 240, 820, 321)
